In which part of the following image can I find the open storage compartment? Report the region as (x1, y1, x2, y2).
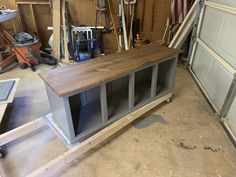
(156, 59, 176, 96)
(69, 86, 102, 136)
(134, 66, 152, 106)
(107, 75, 129, 119)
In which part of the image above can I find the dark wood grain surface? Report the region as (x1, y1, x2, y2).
(39, 44, 181, 97)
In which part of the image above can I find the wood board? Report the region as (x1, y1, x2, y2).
(40, 44, 181, 97)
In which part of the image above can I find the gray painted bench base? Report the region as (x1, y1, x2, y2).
(46, 56, 178, 144)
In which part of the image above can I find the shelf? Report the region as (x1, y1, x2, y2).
(69, 86, 102, 136)
(107, 76, 129, 119)
(67, 59, 176, 141)
(135, 67, 152, 106)
(156, 59, 176, 95)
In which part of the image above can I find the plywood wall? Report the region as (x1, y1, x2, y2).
(0, 0, 171, 52)
(67, 0, 170, 40)
(141, 0, 170, 40)
(18, 4, 52, 47)
(67, 0, 171, 52)
(0, 0, 18, 37)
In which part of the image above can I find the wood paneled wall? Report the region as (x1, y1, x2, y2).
(0, 0, 17, 37)
(0, 0, 171, 53)
(18, 4, 52, 47)
(67, 0, 170, 40)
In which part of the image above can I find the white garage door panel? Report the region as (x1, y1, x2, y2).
(200, 7, 223, 46)
(192, 44, 212, 85)
(204, 58, 233, 110)
(190, 0, 236, 138)
(228, 98, 236, 136)
(209, 0, 236, 8)
(199, 7, 236, 69)
(193, 45, 234, 111)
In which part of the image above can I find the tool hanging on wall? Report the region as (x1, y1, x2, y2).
(118, 2, 123, 50)
(124, 0, 136, 48)
(107, 0, 121, 52)
(121, 0, 129, 50)
(95, 0, 110, 32)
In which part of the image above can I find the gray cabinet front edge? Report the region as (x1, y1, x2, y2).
(45, 85, 76, 143)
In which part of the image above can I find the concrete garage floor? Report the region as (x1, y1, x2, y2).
(0, 63, 236, 177)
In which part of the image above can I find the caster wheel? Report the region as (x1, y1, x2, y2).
(0, 147, 6, 158)
(166, 97, 172, 103)
(19, 63, 28, 69)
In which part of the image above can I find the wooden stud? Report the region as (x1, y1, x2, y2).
(13, 3, 24, 33)
(0, 117, 46, 146)
(107, 0, 120, 51)
(62, 0, 69, 63)
(16, 2, 51, 5)
(151, 0, 155, 32)
(140, 0, 145, 32)
(52, 0, 61, 59)
(29, 4, 39, 37)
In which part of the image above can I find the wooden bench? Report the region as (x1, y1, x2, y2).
(0, 45, 180, 176)
(40, 44, 181, 144)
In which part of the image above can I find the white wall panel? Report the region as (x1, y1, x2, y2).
(200, 7, 236, 69)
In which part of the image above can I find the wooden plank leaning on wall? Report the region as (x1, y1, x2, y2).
(52, 0, 61, 59)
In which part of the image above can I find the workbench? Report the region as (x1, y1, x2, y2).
(40, 44, 181, 144)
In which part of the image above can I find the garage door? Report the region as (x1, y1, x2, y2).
(189, 0, 236, 137)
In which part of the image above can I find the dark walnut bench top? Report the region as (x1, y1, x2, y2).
(39, 44, 181, 97)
